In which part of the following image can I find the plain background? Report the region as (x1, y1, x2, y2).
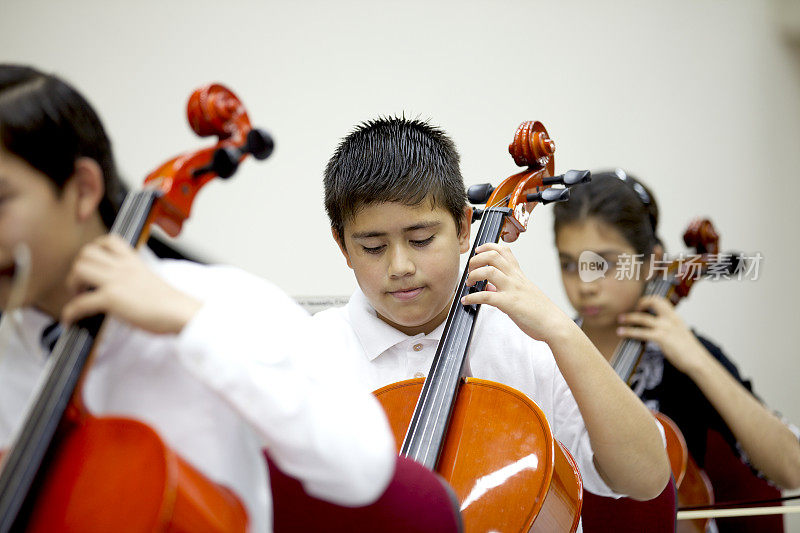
(3, 0, 799, 526)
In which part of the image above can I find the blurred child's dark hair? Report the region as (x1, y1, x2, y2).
(324, 116, 467, 242)
(553, 169, 661, 255)
(0, 64, 123, 228)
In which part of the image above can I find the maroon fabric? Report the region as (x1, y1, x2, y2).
(582, 477, 677, 532)
(702, 429, 784, 533)
(266, 454, 462, 532)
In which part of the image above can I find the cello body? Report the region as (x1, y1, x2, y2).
(657, 412, 713, 533)
(375, 377, 583, 533)
(23, 412, 247, 533)
(659, 411, 712, 533)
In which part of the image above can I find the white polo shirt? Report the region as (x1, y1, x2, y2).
(312, 288, 623, 501)
(0, 256, 395, 532)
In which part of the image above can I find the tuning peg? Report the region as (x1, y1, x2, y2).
(471, 207, 484, 223)
(195, 128, 275, 179)
(246, 128, 274, 160)
(527, 187, 570, 204)
(467, 183, 495, 205)
(542, 170, 591, 187)
(210, 146, 241, 179)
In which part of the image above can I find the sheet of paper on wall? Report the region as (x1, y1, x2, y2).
(294, 295, 350, 315)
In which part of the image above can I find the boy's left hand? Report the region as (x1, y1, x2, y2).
(62, 235, 201, 334)
(461, 243, 568, 343)
(617, 295, 708, 375)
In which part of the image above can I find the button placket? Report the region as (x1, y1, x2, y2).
(407, 340, 428, 379)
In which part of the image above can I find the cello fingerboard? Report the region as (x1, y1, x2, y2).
(400, 207, 510, 469)
(610, 276, 675, 382)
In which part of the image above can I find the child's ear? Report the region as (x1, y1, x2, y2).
(643, 243, 666, 281)
(331, 227, 353, 269)
(66, 157, 105, 222)
(652, 243, 665, 262)
(458, 207, 472, 253)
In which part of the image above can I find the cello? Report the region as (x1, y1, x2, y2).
(589, 218, 740, 533)
(0, 84, 272, 532)
(374, 121, 588, 532)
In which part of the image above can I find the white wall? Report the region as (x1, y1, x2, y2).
(3, 0, 799, 525)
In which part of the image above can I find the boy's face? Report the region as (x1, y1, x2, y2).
(335, 199, 470, 336)
(0, 147, 90, 316)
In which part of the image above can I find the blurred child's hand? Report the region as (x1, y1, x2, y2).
(461, 243, 570, 343)
(62, 235, 201, 334)
(617, 295, 709, 375)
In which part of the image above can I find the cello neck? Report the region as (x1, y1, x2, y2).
(0, 188, 160, 532)
(609, 275, 675, 383)
(400, 207, 510, 469)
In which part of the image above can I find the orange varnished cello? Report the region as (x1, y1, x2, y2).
(374, 121, 589, 532)
(0, 84, 273, 532)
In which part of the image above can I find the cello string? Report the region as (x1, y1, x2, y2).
(414, 207, 501, 462)
(412, 203, 507, 463)
(428, 183, 529, 448)
(7, 189, 150, 459)
(409, 182, 545, 463)
(612, 272, 673, 381)
(0, 188, 153, 502)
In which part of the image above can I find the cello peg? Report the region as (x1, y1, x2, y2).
(210, 146, 242, 179)
(467, 183, 495, 205)
(471, 207, 484, 223)
(246, 128, 274, 160)
(526, 187, 570, 204)
(542, 170, 591, 187)
(194, 128, 274, 179)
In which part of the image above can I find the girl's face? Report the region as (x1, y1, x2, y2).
(0, 146, 87, 316)
(555, 218, 648, 330)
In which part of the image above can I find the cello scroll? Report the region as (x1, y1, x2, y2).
(144, 84, 274, 238)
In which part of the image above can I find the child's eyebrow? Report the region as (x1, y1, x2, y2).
(404, 221, 441, 232)
(351, 221, 441, 240)
(351, 231, 386, 239)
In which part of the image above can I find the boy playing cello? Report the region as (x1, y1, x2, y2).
(313, 117, 671, 528)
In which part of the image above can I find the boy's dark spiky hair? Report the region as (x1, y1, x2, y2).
(324, 116, 467, 242)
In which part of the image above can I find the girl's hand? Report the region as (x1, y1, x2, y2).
(617, 295, 709, 375)
(460, 243, 570, 343)
(62, 235, 201, 334)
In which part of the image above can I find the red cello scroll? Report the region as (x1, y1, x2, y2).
(375, 121, 589, 533)
(0, 84, 272, 533)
